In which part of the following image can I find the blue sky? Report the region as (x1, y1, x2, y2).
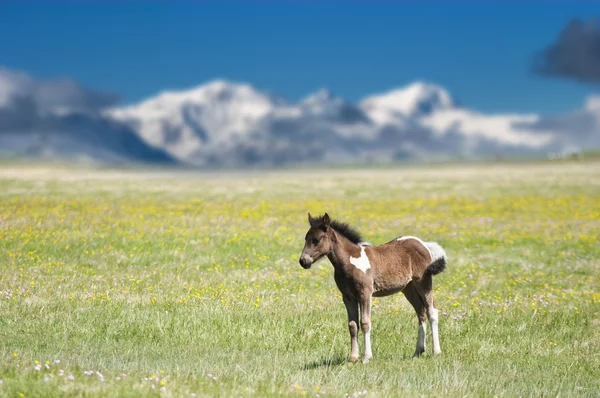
(1, 1, 598, 115)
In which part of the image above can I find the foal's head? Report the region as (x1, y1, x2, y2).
(299, 213, 334, 269)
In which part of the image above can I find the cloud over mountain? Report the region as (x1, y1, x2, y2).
(523, 96, 600, 149)
(0, 67, 176, 164)
(0, 67, 119, 113)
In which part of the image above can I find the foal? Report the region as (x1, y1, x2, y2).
(298, 213, 447, 363)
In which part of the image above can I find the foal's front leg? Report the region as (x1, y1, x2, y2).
(359, 295, 373, 363)
(342, 295, 360, 362)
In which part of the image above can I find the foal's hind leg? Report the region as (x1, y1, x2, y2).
(402, 282, 428, 357)
(414, 274, 441, 355)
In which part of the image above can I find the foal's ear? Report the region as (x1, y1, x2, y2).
(308, 212, 315, 225)
(322, 213, 331, 228)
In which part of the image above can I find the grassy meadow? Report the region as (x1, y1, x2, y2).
(0, 160, 599, 397)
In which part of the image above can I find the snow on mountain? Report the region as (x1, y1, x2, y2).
(420, 109, 553, 148)
(299, 89, 371, 127)
(109, 80, 285, 161)
(5, 63, 591, 167)
(109, 82, 379, 166)
(107, 79, 575, 166)
(360, 81, 553, 149)
(360, 81, 456, 124)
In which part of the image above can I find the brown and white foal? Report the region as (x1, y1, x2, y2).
(299, 213, 447, 363)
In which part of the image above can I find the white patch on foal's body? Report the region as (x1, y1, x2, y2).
(397, 236, 446, 263)
(425, 242, 446, 262)
(350, 246, 371, 273)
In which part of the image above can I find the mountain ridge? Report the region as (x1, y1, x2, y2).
(1, 66, 597, 167)
(108, 79, 563, 166)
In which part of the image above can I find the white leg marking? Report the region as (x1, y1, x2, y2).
(350, 246, 371, 273)
(363, 296, 373, 363)
(429, 307, 441, 355)
(364, 329, 372, 362)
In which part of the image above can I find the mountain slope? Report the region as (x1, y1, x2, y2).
(110, 80, 562, 166)
(0, 105, 177, 164)
(0, 67, 177, 164)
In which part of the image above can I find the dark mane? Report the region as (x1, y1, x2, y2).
(313, 215, 364, 244)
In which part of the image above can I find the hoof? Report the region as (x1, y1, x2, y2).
(348, 355, 360, 363)
(433, 350, 442, 356)
(362, 356, 372, 364)
(413, 348, 425, 358)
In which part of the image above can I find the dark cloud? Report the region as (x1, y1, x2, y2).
(532, 18, 600, 83)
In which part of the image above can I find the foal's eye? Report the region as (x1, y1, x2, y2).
(312, 237, 320, 245)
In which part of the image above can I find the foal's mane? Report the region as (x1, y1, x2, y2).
(313, 215, 364, 245)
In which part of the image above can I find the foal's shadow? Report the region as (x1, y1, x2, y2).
(302, 355, 347, 370)
(302, 352, 423, 370)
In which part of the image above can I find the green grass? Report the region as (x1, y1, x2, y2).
(0, 161, 599, 397)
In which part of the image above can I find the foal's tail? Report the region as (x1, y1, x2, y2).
(424, 242, 447, 276)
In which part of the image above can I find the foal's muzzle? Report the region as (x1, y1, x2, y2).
(299, 256, 312, 269)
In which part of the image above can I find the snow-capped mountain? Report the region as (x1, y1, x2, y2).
(109, 81, 379, 166)
(108, 79, 564, 166)
(2, 65, 596, 167)
(360, 82, 553, 149)
(109, 80, 285, 162)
